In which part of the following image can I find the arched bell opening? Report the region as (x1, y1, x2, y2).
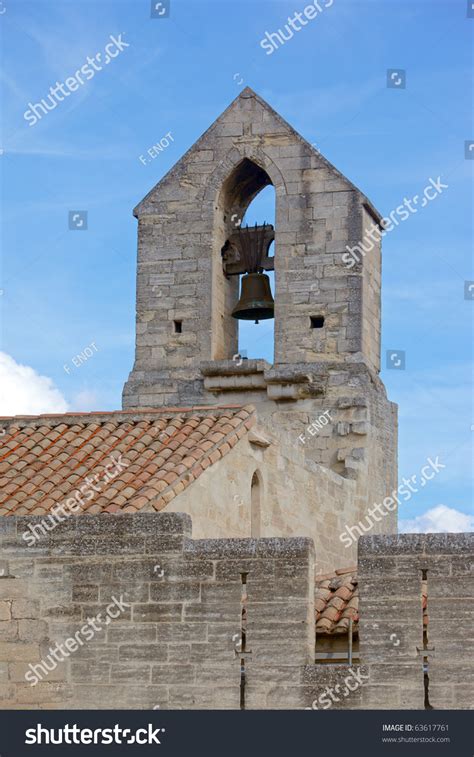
(237, 186, 275, 364)
(214, 158, 276, 363)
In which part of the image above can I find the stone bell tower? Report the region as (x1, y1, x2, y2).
(123, 88, 397, 519)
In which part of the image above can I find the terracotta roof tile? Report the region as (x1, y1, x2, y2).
(0, 405, 255, 517)
(334, 585, 353, 601)
(316, 568, 429, 635)
(315, 568, 359, 636)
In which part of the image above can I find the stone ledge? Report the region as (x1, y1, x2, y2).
(359, 533, 474, 557)
(303, 663, 369, 686)
(200, 359, 270, 377)
(201, 360, 268, 394)
(186, 536, 315, 560)
(198, 360, 384, 401)
(264, 363, 326, 384)
(2, 513, 193, 550)
(203, 374, 266, 392)
(265, 364, 327, 400)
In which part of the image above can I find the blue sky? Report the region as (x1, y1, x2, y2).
(0, 0, 472, 530)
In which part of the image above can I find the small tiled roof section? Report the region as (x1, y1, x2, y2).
(0, 405, 255, 516)
(315, 567, 359, 635)
(315, 568, 429, 635)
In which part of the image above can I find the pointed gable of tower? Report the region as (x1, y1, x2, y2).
(134, 87, 380, 220)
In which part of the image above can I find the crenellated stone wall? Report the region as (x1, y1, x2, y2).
(1, 517, 469, 711)
(0, 513, 314, 710)
(357, 533, 474, 710)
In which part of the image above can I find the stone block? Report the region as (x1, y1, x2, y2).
(70, 662, 111, 683)
(11, 599, 40, 619)
(14, 682, 71, 705)
(9, 661, 66, 683)
(0, 621, 18, 642)
(152, 663, 195, 685)
(0, 580, 29, 600)
(110, 664, 151, 683)
(133, 604, 183, 623)
(107, 624, 157, 644)
(0, 642, 40, 662)
(118, 644, 168, 663)
(18, 620, 48, 643)
(150, 582, 200, 603)
(72, 585, 100, 603)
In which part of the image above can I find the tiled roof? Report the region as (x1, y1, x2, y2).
(315, 567, 359, 635)
(0, 405, 255, 516)
(315, 568, 429, 635)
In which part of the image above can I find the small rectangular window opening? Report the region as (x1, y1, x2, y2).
(173, 320, 182, 334)
(310, 316, 325, 329)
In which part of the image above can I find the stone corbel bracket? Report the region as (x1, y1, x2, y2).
(248, 429, 272, 448)
(336, 395, 369, 435)
(200, 360, 328, 400)
(264, 364, 327, 401)
(337, 446, 367, 480)
(335, 396, 370, 479)
(200, 359, 270, 393)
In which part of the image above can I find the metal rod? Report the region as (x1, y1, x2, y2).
(348, 618, 353, 666)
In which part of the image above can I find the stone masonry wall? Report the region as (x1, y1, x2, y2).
(303, 664, 368, 710)
(253, 371, 398, 541)
(0, 520, 471, 711)
(357, 533, 474, 710)
(360, 206, 381, 374)
(0, 513, 314, 710)
(166, 427, 362, 574)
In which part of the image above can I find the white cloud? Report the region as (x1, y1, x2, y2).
(400, 505, 474, 534)
(0, 352, 69, 416)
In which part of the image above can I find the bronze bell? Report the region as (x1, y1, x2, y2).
(232, 272, 274, 324)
